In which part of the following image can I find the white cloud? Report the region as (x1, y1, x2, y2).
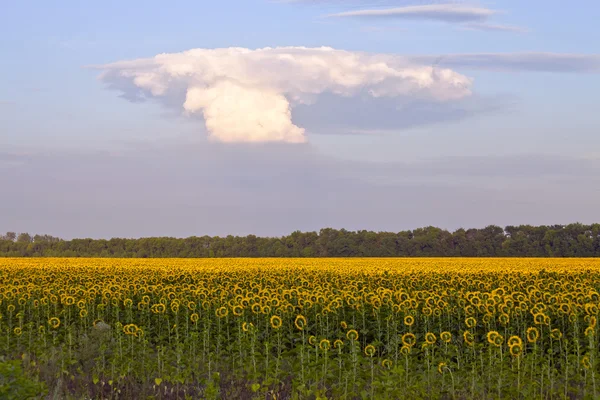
(95, 46, 473, 143)
(326, 4, 495, 22)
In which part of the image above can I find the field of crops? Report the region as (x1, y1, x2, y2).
(2, 258, 600, 399)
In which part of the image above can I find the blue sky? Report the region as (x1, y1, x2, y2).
(1, 1, 599, 238)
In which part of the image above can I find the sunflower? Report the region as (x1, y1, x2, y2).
(582, 355, 592, 370)
(533, 313, 547, 325)
(404, 315, 415, 327)
(14, 327, 22, 336)
(48, 317, 61, 329)
(493, 334, 504, 347)
(152, 303, 166, 314)
(364, 344, 376, 357)
(437, 362, 447, 374)
(251, 304, 262, 315)
(319, 339, 331, 352)
(498, 313, 510, 326)
(509, 343, 523, 357)
(465, 317, 477, 329)
(381, 359, 393, 369)
(402, 333, 416, 347)
(346, 329, 359, 341)
(294, 315, 307, 331)
(463, 331, 474, 346)
(190, 313, 199, 323)
(425, 332, 436, 345)
(526, 327, 539, 343)
(334, 339, 344, 350)
(340, 321, 348, 329)
(270, 315, 283, 329)
(242, 322, 254, 333)
(232, 305, 243, 316)
(215, 306, 229, 318)
(440, 331, 452, 343)
(400, 344, 411, 355)
(308, 335, 317, 346)
(507, 336, 522, 347)
(550, 328, 562, 340)
(486, 331, 499, 345)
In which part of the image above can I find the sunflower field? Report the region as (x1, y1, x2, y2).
(2, 258, 600, 399)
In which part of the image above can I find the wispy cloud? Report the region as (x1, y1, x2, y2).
(326, 4, 495, 22)
(321, 3, 527, 33)
(360, 25, 409, 33)
(459, 22, 529, 33)
(412, 53, 600, 73)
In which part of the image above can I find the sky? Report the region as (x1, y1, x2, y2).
(1, 0, 599, 239)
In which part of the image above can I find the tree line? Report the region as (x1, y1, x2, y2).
(1, 223, 599, 258)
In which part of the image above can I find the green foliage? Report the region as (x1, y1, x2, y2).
(0, 358, 46, 400)
(1, 223, 600, 257)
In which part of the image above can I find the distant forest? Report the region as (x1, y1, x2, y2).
(1, 223, 600, 257)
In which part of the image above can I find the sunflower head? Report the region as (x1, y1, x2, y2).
(294, 315, 307, 331)
(437, 362, 447, 374)
(48, 317, 61, 329)
(425, 332, 436, 345)
(463, 331, 474, 346)
(465, 317, 477, 329)
(508, 335, 522, 347)
(319, 339, 331, 352)
(216, 306, 228, 318)
(550, 328, 562, 341)
(509, 343, 523, 357)
(582, 355, 592, 370)
(400, 344, 411, 355)
(270, 315, 283, 330)
(487, 331, 499, 345)
(526, 327, 539, 343)
(404, 315, 415, 326)
(402, 333, 416, 347)
(232, 305, 243, 316)
(440, 331, 452, 343)
(381, 359, 393, 369)
(346, 329, 359, 341)
(493, 334, 504, 347)
(242, 321, 254, 333)
(364, 344, 376, 357)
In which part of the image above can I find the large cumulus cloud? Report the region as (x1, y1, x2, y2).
(95, 46, 473, 143)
